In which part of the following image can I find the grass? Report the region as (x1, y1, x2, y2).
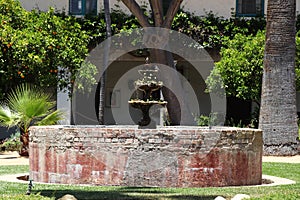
(0, 163, 299, 200)
(0, 165, 28, 176)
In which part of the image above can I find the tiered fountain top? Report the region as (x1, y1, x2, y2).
(128, 58, 167, 127)
(128, 58, 167, 104)
(135, 59, 162, 90)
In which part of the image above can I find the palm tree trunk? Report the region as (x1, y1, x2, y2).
(19, 130, 29, 157)
(259, 0, 299, 155)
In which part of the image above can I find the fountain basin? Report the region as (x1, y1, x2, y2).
(29, 125, 262, 187)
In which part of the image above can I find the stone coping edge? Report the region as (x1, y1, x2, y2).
(29, 125, 261, 131)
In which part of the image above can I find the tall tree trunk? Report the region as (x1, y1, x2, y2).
(121, 0, 194, 125)
(98, 0, 112, 124)
(259, 0, 299, 155)
(150, 49, 194, 125)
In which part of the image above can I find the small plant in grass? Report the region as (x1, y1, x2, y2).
(0, 84, 63, 156)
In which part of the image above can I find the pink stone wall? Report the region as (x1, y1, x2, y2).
(29, 126, 262, 187)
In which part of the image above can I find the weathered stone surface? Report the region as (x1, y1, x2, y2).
(264, 143, 299, 156)
(29, 125, 262, 187)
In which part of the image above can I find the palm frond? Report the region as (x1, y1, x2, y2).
(8, 84, 54, 118)
(37, 110, 64, 126)
(3, 83, 64, 131)
(0, 106, 20, 127)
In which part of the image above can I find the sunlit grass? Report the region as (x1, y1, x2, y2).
(0, 163, 299, 200)
(0, 165, 29, 176)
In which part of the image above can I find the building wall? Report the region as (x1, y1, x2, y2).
(182, 0, 235, 18)
(19, 0, 300, 18)
(19, 0, 68, 12)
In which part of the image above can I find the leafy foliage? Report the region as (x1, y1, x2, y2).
(0, 0, 90, 99)
(0, 132, 21, 152)
(0, 2, 270, 101)
(172, 10, 265, 49)
(76, 9, 266, 50)
(206, 31, 265, 102)
(207, 30, 300, 102)
(1, 3, 298, 106)
(76, 8, 140, 47)
(196, 113, 220, 126)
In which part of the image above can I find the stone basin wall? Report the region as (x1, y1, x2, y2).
(29, 126, 262, 187)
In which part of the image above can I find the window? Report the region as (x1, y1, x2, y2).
(69, 0, 97, 15)
(236, 0, 264, 17)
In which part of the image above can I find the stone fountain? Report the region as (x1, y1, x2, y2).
(128, 58, 167, 128)
(29, 62, 263, 187)
(28, 26, 263, 187)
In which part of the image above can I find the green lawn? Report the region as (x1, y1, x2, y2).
(0, 163, 299, 200)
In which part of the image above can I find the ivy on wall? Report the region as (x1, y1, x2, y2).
(76, 9, 266, 50)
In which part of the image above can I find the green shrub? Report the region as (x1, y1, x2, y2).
(206, 31, 265, 102)
(0, 132, 21, 152)
(196, 113, 220, 126)
(197, 115, 210, 126)
(76, 9, 266, 50)
(172, 10, 265, 49)
(207, 30, 300, 101)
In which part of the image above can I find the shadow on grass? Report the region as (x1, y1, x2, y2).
(36, 187, 218, 200)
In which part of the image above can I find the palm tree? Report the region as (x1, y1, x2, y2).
(0, 84, 63, 156)
(259, 0, 299, 155)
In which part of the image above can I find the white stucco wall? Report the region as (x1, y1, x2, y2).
(104, 0, 235, 18)
(181, 0, 235, 18)
(19, 0, 68, 12)
(20, 0, 300, 18)
(297, 1, 300, 15)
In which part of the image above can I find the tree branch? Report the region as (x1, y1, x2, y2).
(121, 0, 151, 27)
(163, 0, 183, 28)
(149, 0, 163, 26)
